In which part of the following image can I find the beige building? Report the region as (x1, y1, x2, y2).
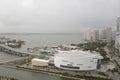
(92, 30, 99, 41)
(32, 58, 49, 67)
(101, 29, 106, 40)
(83, 29, 92, 41)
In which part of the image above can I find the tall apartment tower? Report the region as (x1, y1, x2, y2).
(112, 31, 116, 41)
(101, 29, 106, 41)
(83, 29, 92, 41)
(106, 27, 113, 42)
(92, 30, 99, 41)
(117, 17, 120, 32)
(116, 17, 120, 50)
(83, 31, 87, 41)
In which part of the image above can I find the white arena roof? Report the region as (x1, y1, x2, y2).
(55, 50, 103, 59)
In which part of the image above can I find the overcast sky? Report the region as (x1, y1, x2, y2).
(0, 0, 120, 33)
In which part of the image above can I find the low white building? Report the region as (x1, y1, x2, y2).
(54, 50, 103, 71)
(62, 45, 78, 50)
(32, 58, 49, 67)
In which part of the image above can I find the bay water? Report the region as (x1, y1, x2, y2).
(0, 33, 83, 80)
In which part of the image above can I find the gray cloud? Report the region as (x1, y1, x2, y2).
(0, 0, 120, 33)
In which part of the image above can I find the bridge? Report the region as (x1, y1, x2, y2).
(0, 44, 38, 57)
(0, 57, 29, 65)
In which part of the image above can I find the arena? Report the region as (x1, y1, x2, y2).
(54, 50, 103, 71)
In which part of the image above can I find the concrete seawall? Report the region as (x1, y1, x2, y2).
(2, 65, 111, 80)
(0, 75, 17, 80)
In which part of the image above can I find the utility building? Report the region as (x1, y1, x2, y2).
(32, 58, 49, 67)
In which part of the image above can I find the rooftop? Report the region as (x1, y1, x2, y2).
(55, 50, 103, 59)
(32, 58, 49, 62)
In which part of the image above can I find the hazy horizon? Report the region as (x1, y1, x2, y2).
(0, 0, 120, 33)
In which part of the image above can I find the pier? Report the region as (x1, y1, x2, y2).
(0, 44, 37, 57)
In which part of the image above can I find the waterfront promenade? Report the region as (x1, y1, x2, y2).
(0, 44, 37, 57)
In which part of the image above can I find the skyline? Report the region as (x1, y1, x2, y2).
(0, 0, 120, 33)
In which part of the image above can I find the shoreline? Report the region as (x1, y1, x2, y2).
(0, 41, 118, 80)
(2, 65, 83, 80)
(2, 65, 110, 80)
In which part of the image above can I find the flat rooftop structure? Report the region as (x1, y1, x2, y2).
(55, 50, 103, 59)
(32, 58, 49, 63)
(62, 45, 78, 48)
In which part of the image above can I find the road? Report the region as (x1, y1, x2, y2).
(103, 44, 120, 80)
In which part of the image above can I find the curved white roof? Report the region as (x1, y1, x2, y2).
(55, 50, 103, 59)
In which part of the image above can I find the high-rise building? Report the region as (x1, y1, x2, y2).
(83, 31, 87, 41)
(106, 27, 113, 42)
(112, 31, 116, 41)
(101, 29, 106, 40)
(100, 27, 114, 42)
(83, 29, 92, 41)
(117, 17, 120, 32)
(92, 30, 99, 41)
(116, 17, 120, 50)
(100, 29, 106, 41)
(84, 27, 113, 42)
